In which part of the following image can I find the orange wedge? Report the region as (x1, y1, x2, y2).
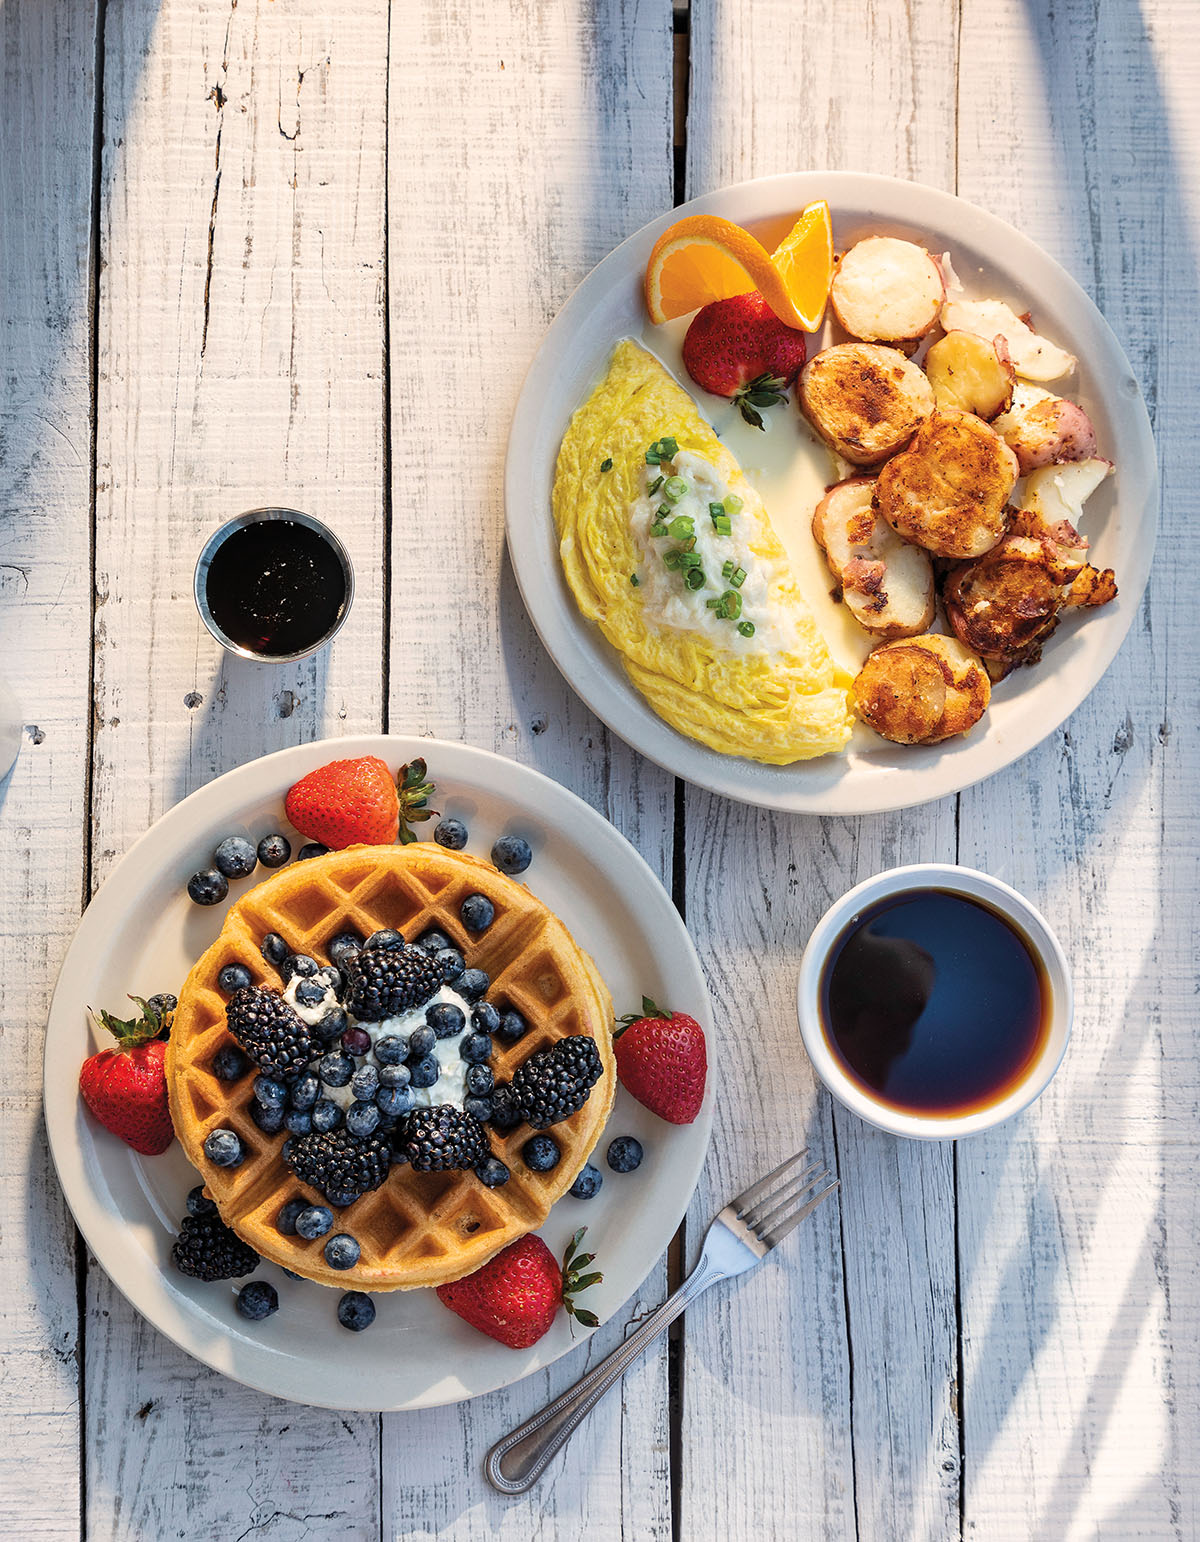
(643, 203, 834, 332)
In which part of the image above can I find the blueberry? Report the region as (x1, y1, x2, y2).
(319, 1050, 354, 1087)
(435, 947, 466, 982)
(461, 894, 495, 932)
(261, 932, 290, 967)
(218, 963, 253, 994)
(434, 818, 468, 850)
(416, 929, 451, 954)
(212, 1044, 250, 1081)
(376, 1085, 413, 1118)
(458, 968, 489, 1000)
(187, 869, 228, 906)
(295, 1205, 333, 1241)
(276, 1198, 309, 1236)
(350, 1064, 380, 1100)
(326, 930, 363, 970)
(253, 1075, 288, 1109)
(289, 1073, 320, 1111)
(236, 1280, 279, 1321)
(475, 1156, 510, 1188)
(284, 1109, 313, 1136)
(491, 836, 532, 876)
(407, 1025, 436, 1059)
(606, 1136, 643, 1173)
(297, 842, 329, 861)
(388, 1141, 410, 1167)
(214, 835, 257, 880)
(523, 1134, 560, 1173)
(408, 1055, 439, 1089)
(463, 1096, 493, 1122)
(460, 1033, 492, 1065)
(281, 1268, 305, 1281)
(465, 1064, 495, 1097)
(569, 1164, 603, 1200)
(293, 979, 327, 1009)
(186, 1185, 216, 1218)
(326, 1187, 362, 1209)
(287, 954, 320, 979)
(325, 1234, 361, 1270)
(365, 928, 404, 951)
(427, 1002, 466, 1040)
(471, 1002, 501, 1035)
(257, 833, 291, 869)
(311, 1098, 343, 1134)
(337, 1291, 376, 1331)
(251, 1102, 286, 1135)
(341, 1026, 371, 1057)
(204, 1129, 244, 1168)
(321, 965, 344, 996)
(346, 1100, 381, 1138)
(316, 1007, 348, 1042)
(489, 1086, 521, 1132)
(375, 1066, 409, 1095)
(373, 1034, 407, 1066)
(146, 992, 178, 1018)
(496, 1009, 528, 1043)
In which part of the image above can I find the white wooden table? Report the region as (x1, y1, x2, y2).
(2, 1, 1195, 1536)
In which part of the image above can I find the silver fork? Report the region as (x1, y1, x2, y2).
(484, 1148, 839, 1494)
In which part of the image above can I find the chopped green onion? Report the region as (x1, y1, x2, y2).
(657, 503, 673, 519)
(644, 436, 678, 464)
(721, 559, 735, 580)
(659, 436, 678, 458)
(681, 536, 696, 552)
(737, 620, 755, 637)
(723, 493, 743, 515)
(630, 573, 640, 586)
(663, 476, 688, 502)
(600, 457, 613, 473)
(649, 522, 668, 538)
(668, 515, 695, 540)
(712, 514, 732, 536)
(721, 589, 743, 620)
(662, 549, 684, 570)
(678, 551, 702, 569)
(709, 501, 725, 519)
(647, 475, 664, 495)
(684, 566, 706, 591)
(706, 596, 722, 609)
(730, 566, 746, 589)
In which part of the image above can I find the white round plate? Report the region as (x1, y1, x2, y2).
(505, 171, 1158, 814)
(44, 736, 713, 1410)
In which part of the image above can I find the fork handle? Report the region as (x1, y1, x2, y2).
(484, 1256, 726, 1494)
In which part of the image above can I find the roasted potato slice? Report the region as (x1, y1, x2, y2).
(853, 634, 990, 745)
(829, 237, 945, 351)
(1020, 457, 1113, 526)
(799, 342, 934, 465)
(873, 410, 1019, 559)
(992, 393, 1098, 473)
(923, 331, 1016, 419)
(939, 296, 1076, 380)
(812, 478, 934, 639)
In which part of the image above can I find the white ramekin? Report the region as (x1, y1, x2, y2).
(796, 863, 1073, 1140)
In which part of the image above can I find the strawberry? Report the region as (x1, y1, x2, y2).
(436, 1227, 602, 1349)
(285, 755, 438, 849)
(614, 996, 707, 1125)
(681, 291, 807, 427)
(79, 996, 175, 1155)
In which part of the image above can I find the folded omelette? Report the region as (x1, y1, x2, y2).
(552, 339, 852, 764)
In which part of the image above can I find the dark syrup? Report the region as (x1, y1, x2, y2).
(205, 520, 346, 656)
(819, 888, 1050, 1117)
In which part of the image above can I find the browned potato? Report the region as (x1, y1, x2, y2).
(923, 331, 1016, 419)
(799, 343, 934, 465)
(992, 393, 1098, 473)
(853, 634, 991, 745)
(812, 478, 934, 639)
(874, 410, 1019, 559)
(829, 238, 945, 350)
(1066, 564, 1118, 608)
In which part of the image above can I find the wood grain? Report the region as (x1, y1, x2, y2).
(0, 1, 99, 1534)
(680, 3, 962, 1538)
(381, 1, 677, 1534)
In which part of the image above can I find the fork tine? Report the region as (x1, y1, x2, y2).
(740, 1161, 824, 1227)
(747, 1166, 832, 1234)
(760, 1181, 839, 1250)
(733, 1147, 817, 1211)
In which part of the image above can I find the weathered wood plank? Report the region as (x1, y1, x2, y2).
(85, 2, 389, 1537)
(381, 0, 677, 1534)
(680, 3, 962, 1538)
(955, 2, 1199, 1537)
(0, 0, 99, 1534)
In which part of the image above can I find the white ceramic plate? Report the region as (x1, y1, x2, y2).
(505, 171, 1158, 814)
(44, 736, 713, 1410)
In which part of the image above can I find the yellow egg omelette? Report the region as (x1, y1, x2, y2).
(552, 339, 853, 764)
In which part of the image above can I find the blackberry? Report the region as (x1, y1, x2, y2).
(284, 1128, 391, 1202)
(489, 1082, 522, 1132)
(226, 986, 319, 1082)
(509, 1036, 603, 1129)
(399, 1105, 488, 1173)
(171, 1214, 259, 1282)
(346, 943, 444, 1022)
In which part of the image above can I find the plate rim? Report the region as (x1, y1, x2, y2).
(43, 733, 714, 1411)
(504, 169, 1159, 814)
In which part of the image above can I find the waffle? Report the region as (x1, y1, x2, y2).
(167, 843, 615, 1290)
